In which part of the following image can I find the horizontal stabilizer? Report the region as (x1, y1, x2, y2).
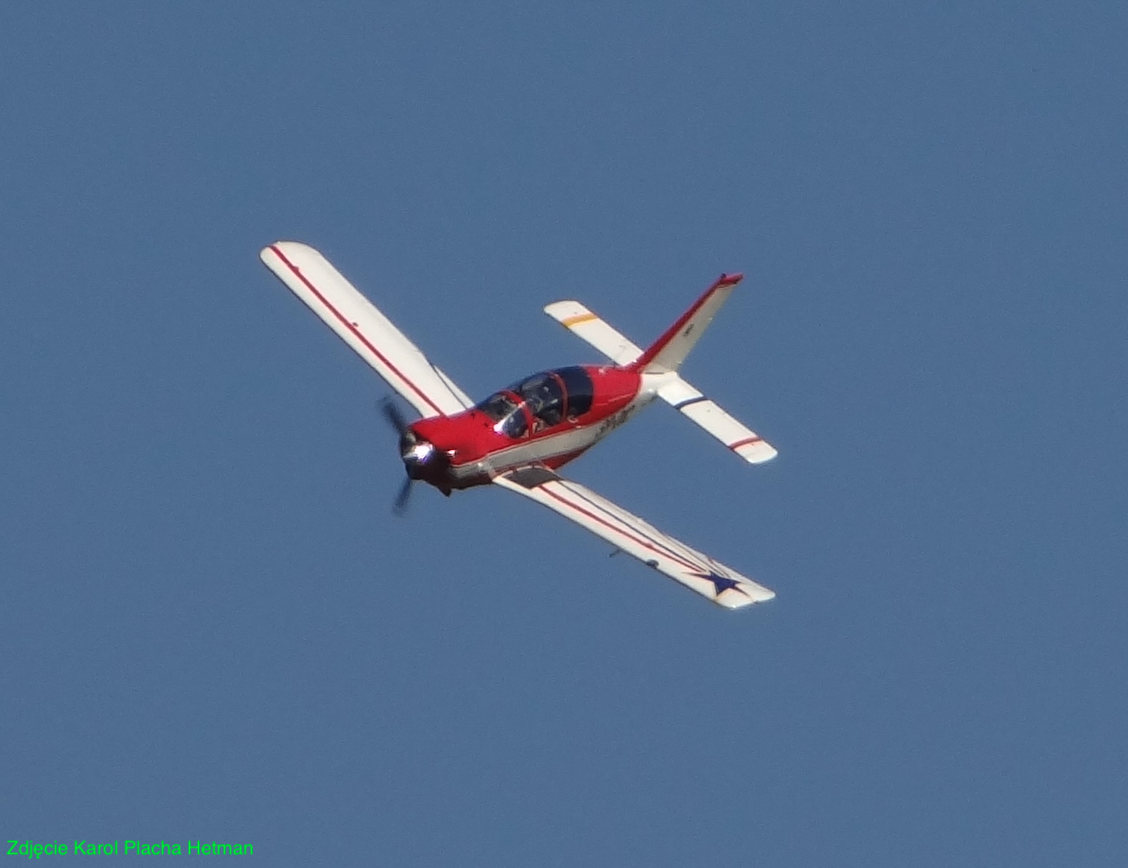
(543, 301, 643, 365)
(657, 375, 778, 464)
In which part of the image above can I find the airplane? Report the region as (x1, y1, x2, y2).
(260, 241, 779, 609)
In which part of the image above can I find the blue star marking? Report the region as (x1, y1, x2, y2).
(693, 571, 747, 598)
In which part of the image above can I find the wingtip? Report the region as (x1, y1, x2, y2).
(261, 240, 314, 258)
(259, 241, 294, 265)
(729, 582, 777, 608)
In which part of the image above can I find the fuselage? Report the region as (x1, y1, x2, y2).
(402, 364, 657, 493)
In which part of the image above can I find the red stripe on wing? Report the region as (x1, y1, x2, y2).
(269, 244, 446, 417)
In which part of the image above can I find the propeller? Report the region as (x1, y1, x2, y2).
(380, 397, 446, 515)
(381, 397, 410, 439)
(380, 398, 416, 514)
(393, 475, 414, 515)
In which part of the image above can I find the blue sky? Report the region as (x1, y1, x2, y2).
(2, 3, 1126, 865)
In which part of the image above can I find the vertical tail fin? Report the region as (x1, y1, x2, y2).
(629, 273, 743, 373)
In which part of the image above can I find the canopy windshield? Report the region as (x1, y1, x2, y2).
(475, 391, 527, 438)
(475, 366, 594, 438)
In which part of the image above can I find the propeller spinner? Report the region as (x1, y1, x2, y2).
(381, 398, 447, 514)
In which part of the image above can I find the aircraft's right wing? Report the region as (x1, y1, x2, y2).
(494, 466, 774, 610)
(261, 242, 473, 418)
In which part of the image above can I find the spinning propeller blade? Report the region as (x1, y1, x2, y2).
(393, 475, 414, 516)
(380, 398, 410, 436)
(380, 397, 418, 516)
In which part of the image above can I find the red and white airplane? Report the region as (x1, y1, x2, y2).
(261, 242, 779, 609)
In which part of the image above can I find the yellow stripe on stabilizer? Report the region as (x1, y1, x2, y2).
(561, 312, 599, 328)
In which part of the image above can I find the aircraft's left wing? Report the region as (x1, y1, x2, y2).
(493, 467, 774, 609)
(261, 241, 473, 418)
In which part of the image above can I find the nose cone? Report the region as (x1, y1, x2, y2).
(402, 439, 436, 480)
(402, 413, 493, 489)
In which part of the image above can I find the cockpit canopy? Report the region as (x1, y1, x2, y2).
(475, 366, 594, 439)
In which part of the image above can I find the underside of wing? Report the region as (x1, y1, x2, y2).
(494, 467, 774, 609)
(261, 242, 472, 418)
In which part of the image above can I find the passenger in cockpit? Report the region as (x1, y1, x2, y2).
(519, 374, 564, 431)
